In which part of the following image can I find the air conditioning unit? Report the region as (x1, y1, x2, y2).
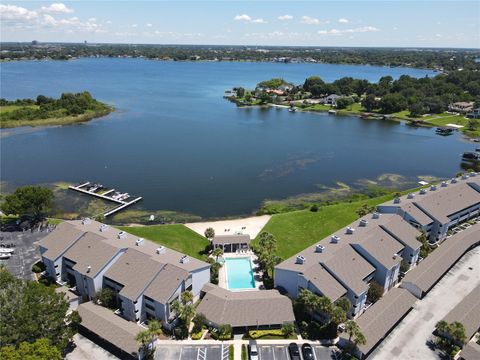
(470, 172, 477, 177)
(359, 219, 368, 227)
(315, 244, 325, 253)
(156, 246, 166, 254)
(346, 227, 355, 234)
(393, 197, 401, 204)
(462, 174, 469, 180)
(441, 181, 448, 187)
(82, 217, 92, 225)
(420, 188, 427, 195)
(117, 231, 127, 239)
(331, 235, 341, 243)
(99, 224, 109, 232)
(180, 255, 190, 264)
(372, 212, 380, 219)
(451, 178, 458, 183)
(296, 255, 306, 264)
(407, 193, 415, 199)
(430, 185, 437, 191)
(135, 238, 144, 246)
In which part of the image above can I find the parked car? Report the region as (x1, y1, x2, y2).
(302, 343, 314, 360)
(249, 343, 259, 360)
(288, 343, 301, 360)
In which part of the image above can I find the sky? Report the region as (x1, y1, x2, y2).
(1, 1, 479, 48)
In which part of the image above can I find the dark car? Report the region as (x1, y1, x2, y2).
(288, 343, 301, 360)
(302, 343, 314, 360)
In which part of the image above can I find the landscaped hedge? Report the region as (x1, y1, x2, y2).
(191, 328, 204, 340)
(246, 329, 288, 339)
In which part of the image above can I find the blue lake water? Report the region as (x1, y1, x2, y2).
(0, 59, 473, 217)
(225, 257, 256, 290)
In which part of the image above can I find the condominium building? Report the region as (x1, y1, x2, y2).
(38, 219, 210, 326)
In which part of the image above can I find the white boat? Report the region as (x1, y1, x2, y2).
(0, 248, 14, 254)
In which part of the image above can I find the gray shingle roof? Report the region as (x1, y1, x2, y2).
(355, 288, 417, 355)
(144, 264, 189, 304)
(304, 265, 347, 302)
(381, 216, 422, 250)
(38, 222, 85, 260)
(442, 285, 480, 341)
(402, 223, 480, 294)
(460, 342, 480, 360)
(77, 301, 142, 357)
(212, 234, 251, 245)
(104, 248, 164, 300)
(63, 232, 122, 276)
(400, 203, 434, 226)
(354, 227, 404, 269)
(197, 284, 295, 328)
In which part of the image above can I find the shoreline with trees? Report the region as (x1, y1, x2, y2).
(0, 92, 113, 128)
(226, 69, 480, 138)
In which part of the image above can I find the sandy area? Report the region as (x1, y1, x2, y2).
(185, 215, 271, 239)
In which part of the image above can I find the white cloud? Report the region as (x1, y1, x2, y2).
(278, 14, 293, 21)
(234, 14, 267, 24)
(146, 23, 152, 27)
(318, 26, 379, 35)
(41, 3, 74, 14)
(338, 18, 349, 23)
(129, 24, 138, 28)
(300, 16, 320, 25)
(0, 4, 38, 21)
(106, 20, 112, 24)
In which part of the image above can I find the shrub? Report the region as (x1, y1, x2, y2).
(241, 345, 247, 360)
(229, 345, 234, 360)
(367, 282, 384, 303)
(310, 204, 319, 212)
(191, 327, 205, 340)
(282, 323, 295, 337)
(246, 329, 288, 339)
(32, 261, 45, 273)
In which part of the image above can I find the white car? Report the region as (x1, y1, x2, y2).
(249, 343, 259, 360)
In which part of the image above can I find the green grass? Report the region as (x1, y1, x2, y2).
(0, 105, 39, 114)
(117, 224, 209, 260)
(255, 192, 407, 260)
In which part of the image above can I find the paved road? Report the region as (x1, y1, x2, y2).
(66, 334, 119, 360)
(0, 230, 45, 279)
(370, 247, 480, 360)
(155, 344, 230, 360)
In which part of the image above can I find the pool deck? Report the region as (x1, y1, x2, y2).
(217, 251, 263, 291)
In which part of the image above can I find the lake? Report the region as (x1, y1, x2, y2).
(0, 58, 471, 218)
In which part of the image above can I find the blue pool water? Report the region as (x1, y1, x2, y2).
(225, 257, 255, 290)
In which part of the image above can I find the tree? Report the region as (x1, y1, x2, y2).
(434, 321, 467, 358)
(361, 94, 378, 112)
(204, 227, 215, 239)
(135, 320, 162, 358)
(316, 296, 333, 316)
(356, 204, 375, 217)
(298, 289, 318, 320)
(181, 291, 193, 304)
(336, 297, 351, 313)
(379, 93, 407, 114)
(236, 87, 245, 98)
(408, 102, 426, 117)
(0, 338, 62, 360)
(344, 320, 366, 349)
(1, 186, 54, 222)
(336, 97, 354, 110)
(218, 324, 232, 339)
(0, 267, 77, 352)
(192, 313, 206, 333)
(367, 282, 384, 303)
(329, 306, 347, 325)
(96, 288, 117, 309)
(212, 247, 223, 261)
(135, 329, 152, 357)
(435, 320, 449, 335)
(281, 323, 295, 337)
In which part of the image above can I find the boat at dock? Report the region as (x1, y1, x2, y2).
(436, 127, 455, 135)
(462, 152, 480, 160)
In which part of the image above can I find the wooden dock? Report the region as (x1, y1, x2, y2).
(69, 182, 142, 217)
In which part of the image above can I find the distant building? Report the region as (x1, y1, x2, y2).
(448, 101, 474, 114)
(466, 108, 480, 119)
(321, 94, 341, 106)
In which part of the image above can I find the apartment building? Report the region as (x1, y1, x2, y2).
(38, 219, 210, 326)
(275, 213, 421, 318)
(379, 175, 480, 242)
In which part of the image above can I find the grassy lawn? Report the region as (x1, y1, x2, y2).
(254, 192, 405, 260)
(118, 224, 209, 260)
(0, 105, 39, 114)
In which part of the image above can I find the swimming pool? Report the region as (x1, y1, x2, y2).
(225, 257, 256, 290)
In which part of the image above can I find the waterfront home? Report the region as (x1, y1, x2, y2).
(38, 219, 210, 327)
(320, 94, 341, 106)
(378, 176, 480, 243)
(448, 101, 474, 114)
(466, 108, 480, 119)
(196, 283, 295, 330)
(275, 213, 421, 318)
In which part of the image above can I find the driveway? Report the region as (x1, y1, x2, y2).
(66, 334, 119, 360)
(155, 343, 230, 360)
(370, 247, 480, 360)
(0, 229, 45, 279)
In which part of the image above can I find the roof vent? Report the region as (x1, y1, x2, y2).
(407, 193, 415, 199)
(393, 197, 401, 204)
(156, 246, 166, 254)
(372, 212, 380, 219)
(82, 217, 92, 225)
(346, 227, 355, 234)
(430, 185, 437, 191)
(99, 224, 109, 232)
(296, 255, 306, 264)
(451, 178, 458, 183)
(135, 238, 144, 246)
(420, 188, 427, 195)
(441, 181, 448, 187)
(359, 219, 368, 227)
(117, 231, 127, 239)
(470, 172, 477, 177)
(462, 174, 469, 180)
(331, 235, 341, 243)
(315, 244, 325, 253)
(180, 255, 190, 264)
(86, 265, 91, 273)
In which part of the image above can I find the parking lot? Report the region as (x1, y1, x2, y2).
(0, 229, 46, 279)
(155, 344, 230, 360)
(253, 343, 339, 360)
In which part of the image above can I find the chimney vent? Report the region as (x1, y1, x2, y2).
(135, 238, 144, 246)
(315, 244, 325, 253)
(296, 255, 306, 264)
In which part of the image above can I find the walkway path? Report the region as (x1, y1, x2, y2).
(370, 247, 480, 360)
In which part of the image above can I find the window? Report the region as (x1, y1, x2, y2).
(145, 303, 155, 311)
(54, 264, 59, 268)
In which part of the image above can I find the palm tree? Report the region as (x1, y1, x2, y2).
(181, 291, 193, 304)
(449, 322, 466, 345)
(204, 227, 215, 239)
(298, 289, 317, 319)
(435, 320, 449, 335)
(181, 303, 196, 326)
(330, 306, 347, 325)
(148, 320, 162, 339)
(135, 329, 152, 356)
(170, 299, 182, 318)
(345, 320, 360, 343)
(316, 296, 333, 316)
(212, 247, 223, 261)
(354, 331, 367, 347)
